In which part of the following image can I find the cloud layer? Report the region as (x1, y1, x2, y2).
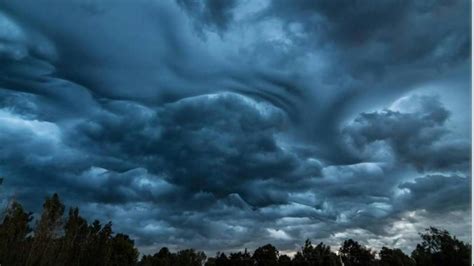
(0, 0, 470, 255)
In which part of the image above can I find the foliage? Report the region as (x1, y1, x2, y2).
(379, 247, 415, 266)
(0, 194, 138, 266)
(0, 201, 33, 265)
(0, 194, 470, 266)
(292, 240, 341, 266)
(253, 244, 279, 266)
(411, 227, 471, 266)
(339, 239, 376, 266)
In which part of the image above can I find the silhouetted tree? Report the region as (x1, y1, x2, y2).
(292, 250, 306, 266)
(379, 247, 414, 266)
(277, 254, 291, 266)
(204, 257, 217, 266)
(109, 233, 139, 266)
(158, 247, 176, 265)
(204, 252, 231, 266)
(0, 200, 33, 265)
(215, 252, 230, 266)
(411, 227, 470, 266)
(139, 247, 178, 266)
(26, 193, 65, 266)
(339, 239, 376, 266)
(292, 240, 341, 266)
(81, 220, 113, 266)
(176, 249, 206, 266)
(228, 249, 253, 266)
(1, 193, 472, 266)
(57, 207, 89, 266)
(310, 241, 341, 266)
(253, 244, 279, 266)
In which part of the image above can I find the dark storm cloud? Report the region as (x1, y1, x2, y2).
(0, 0, 470, 254)
(177, 0, 238, 34)
(254, 0, 470, 150)
(398, 174, 470, 213)
(156, 94, 292, 191)
(343, 95, 470, 171)
(1, 0, 222, 103)
(261, 0, 469, 68)
(69, 92, 321, 207)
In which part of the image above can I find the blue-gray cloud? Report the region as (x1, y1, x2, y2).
(0, 0, 470, 255)
(343, 95, 470, 171)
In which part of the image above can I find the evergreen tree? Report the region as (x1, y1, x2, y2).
(81, 220, 107, 266)
(26, 193, 65, 266)
(57, 207, 89, 266)
(0, 193, 471, 266)
(0, 200, 33, 265)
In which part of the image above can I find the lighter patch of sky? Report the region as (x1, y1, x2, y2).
(0, 108, 61, 143)
(267, 228, 293, 240)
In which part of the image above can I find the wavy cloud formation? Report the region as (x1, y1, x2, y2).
(0, 0, 470, 254)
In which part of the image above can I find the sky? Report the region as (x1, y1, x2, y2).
(0, 0, 471, 255)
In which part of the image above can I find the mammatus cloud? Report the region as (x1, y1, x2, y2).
(0, 0, 470, 255)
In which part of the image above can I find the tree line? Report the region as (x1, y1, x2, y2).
(0, 193, 470, 266)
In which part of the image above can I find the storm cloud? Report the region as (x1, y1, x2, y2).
(0, 0, 470, 254)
